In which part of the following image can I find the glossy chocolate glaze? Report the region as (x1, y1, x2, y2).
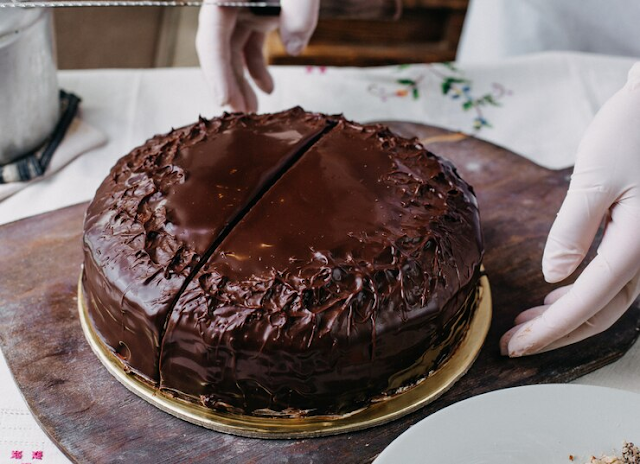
(82, 108, 331, 382)
(158, 119, 483, 415)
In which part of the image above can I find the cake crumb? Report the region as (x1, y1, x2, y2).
(586, 442, 640, 464)
(622, 442, 640, 464)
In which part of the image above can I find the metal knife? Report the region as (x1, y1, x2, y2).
(0, 0, 280, 8)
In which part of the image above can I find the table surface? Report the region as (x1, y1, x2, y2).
(2, 51, 640, 463)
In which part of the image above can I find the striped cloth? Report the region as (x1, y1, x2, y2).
(0, 90, 80, 184)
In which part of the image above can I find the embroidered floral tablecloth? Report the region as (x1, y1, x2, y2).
(1, 51, 639, 462)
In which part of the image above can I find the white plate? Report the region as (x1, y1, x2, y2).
(374, 384, 640, 464)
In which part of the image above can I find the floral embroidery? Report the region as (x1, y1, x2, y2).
(32, 450, 44, 460)
(368, 68, 423, 102)
(437, 62, 511, 130)
(368, 62, 512, 131)
(10, 450, 23, 459)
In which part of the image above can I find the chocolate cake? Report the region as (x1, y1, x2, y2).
(82, 107, 483, 417)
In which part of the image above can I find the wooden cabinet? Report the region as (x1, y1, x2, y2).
(267, 0, 469, 67)
(53, 0, 468, 69)
(53, 8, 182, 69)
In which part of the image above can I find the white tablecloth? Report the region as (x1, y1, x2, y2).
(2, 51, 640, 463)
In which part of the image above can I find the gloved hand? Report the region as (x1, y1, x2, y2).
(196, 0, 320, 112)
(501, 62, 640, 357)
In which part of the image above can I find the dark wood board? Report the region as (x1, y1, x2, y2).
(0, 123, 638, 464)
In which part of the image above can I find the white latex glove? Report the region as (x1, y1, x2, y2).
(501, 62, 640, 357)
(196, 0, 320, 112)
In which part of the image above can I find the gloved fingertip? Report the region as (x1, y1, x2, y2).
(499, 326, 517, 356)
(542, 248, 583, 283)
(284, 37, 305, 56)
(542, 267, 567, 284)
(502, 338, 526, 358)
(508, 347, 527, 358)
(501, 324, 539, 357)
(542, 260, 575, 283)
(499, 339, 509, 356)
(264, 76, 275, 94)
(508, 333, 542, 357)
(506, 339, 527, 358)
(255, 73, 274, 95)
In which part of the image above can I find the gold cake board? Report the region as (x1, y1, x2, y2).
(77, 273, 492, 439)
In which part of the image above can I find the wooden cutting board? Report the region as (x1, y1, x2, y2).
(0, 123, 638, 464)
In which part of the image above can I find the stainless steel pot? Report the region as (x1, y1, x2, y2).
(0, 4, 59, 165)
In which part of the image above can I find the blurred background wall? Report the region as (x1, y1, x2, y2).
(53, 0, 468, 69)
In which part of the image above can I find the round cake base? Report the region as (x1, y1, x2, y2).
(78, 272, 491, 439)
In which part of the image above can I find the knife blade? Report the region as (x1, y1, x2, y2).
(0, 0, 279, 7)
